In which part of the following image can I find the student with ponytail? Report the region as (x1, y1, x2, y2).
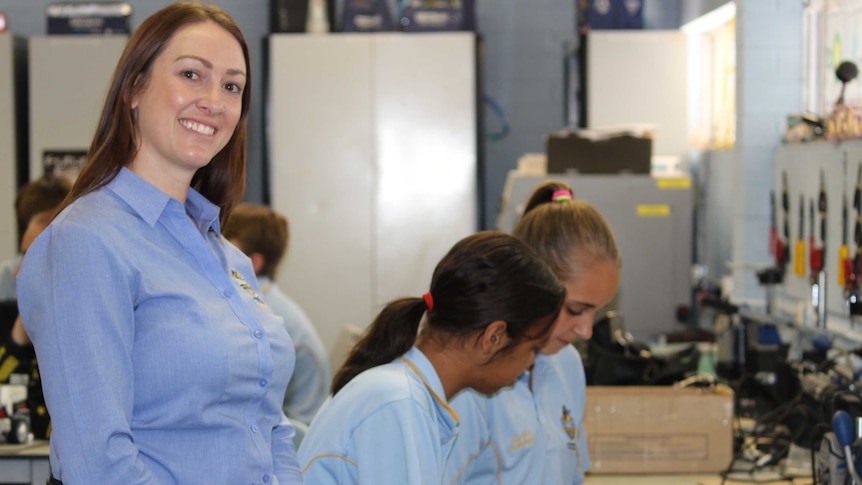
(446, 180, 622, 485)
(297, 231, 565, 485)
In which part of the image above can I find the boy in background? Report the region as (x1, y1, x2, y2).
(224, 203, 331, 425)
(0, 176, 71, 302)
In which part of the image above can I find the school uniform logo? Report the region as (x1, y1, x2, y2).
(561, 405, 578, 451)
(230, 270, 268, 308)
(509, 431, 536, 451)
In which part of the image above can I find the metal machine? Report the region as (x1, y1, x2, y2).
(497, 171, 693, 342)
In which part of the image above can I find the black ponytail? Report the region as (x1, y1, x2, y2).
(331, 231, 565, 395)
(331, 298, 427, 394)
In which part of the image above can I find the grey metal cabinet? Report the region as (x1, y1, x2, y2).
(498, 172, 694, 341)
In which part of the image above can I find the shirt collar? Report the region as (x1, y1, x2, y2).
(400, 346, 460, 430)
(107, 167, 221, 237)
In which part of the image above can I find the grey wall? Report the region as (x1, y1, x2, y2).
(1, 0, 703, 224)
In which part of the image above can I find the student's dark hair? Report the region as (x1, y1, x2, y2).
(332, 231, 565, 394)
(57, 2, 251, 227)
(15, 175, 72, 246)
(223, 203, 288, 279)
(515, 180, 621, 283)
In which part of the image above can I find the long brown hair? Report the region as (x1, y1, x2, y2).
(514, 180, 621, 282)
(332, 231, 565, 394)
(59, 2, 251, 226)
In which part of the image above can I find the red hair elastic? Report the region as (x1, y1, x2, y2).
(423, 292, 434, 312)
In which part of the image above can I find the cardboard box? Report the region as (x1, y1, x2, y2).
(584, 384, 734, 474)
(545, 130, 652, 175)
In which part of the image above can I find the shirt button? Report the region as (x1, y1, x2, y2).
(251, 425, 259, 433)
(262, 475, 270, 483)
(253, 330, 263, 339)
(259, 379, 267, 388)
(223, 288, 232, 297)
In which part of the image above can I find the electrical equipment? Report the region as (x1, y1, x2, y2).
(45, 2, 131, 35)
(0, 384, 30, 444)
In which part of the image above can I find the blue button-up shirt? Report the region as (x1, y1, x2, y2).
(257, 278, 330, 426)
(17, 168, 302, 484)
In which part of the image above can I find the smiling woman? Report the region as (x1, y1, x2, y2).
(15, 3, 303, 485)
(129, 21, 246, 199)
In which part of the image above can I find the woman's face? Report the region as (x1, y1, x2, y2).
(541, 258, 620, 354)
(130, 21, 246, 182)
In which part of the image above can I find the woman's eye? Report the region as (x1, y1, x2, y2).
(182, 70, 199, 80)
(224, 82, 242, 94)
(567, 308, 585, 317)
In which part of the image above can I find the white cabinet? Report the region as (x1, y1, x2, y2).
(0, 33, 18, 260)
(268, 33, 477, 352)
(28, 35, 126, 181)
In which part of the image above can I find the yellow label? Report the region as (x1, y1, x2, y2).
(656, 178, 691, 189)
(637, 204, 670, 217)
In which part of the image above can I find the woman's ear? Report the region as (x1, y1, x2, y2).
(479, 320, 508, 355)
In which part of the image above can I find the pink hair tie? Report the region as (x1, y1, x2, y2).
(552, 190, 573, 202)
(423, 292, 434, 312)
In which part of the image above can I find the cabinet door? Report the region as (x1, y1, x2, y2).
(0, 34, 17, 260)
(269, 35, 375, 353)
(269, 34, 477, 354)
(373, 33, 478, 313)
(28, 36, 126, 181)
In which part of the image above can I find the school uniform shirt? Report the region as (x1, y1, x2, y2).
(17, 167, 303, 485)
(444, 391, 497, 485)
(258, 277, 331, 425)
(298, 346, 459, 485)
(448, 345, 590, 485)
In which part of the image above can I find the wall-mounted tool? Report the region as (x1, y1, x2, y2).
(758, 173, 790, 313)
(819, 169, 828, 269)
(810, 198, 821, 275)
(795, 193, 806, 277)
(840, 154, 850, 286)
(848, 163, 862, 316)
(780, 171, 791, 271)
(810, 171, 828, 328)
(770, 190, 777, 259)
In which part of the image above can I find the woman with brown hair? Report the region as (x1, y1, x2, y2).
(17, 3, 302, 483)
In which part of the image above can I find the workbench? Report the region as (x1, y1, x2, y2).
(0, 441, 49, 485)
(584, 473, 813, 484)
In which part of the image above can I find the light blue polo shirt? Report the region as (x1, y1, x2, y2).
(448, 344, 590, 484)
(299, 346, 460, 485)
